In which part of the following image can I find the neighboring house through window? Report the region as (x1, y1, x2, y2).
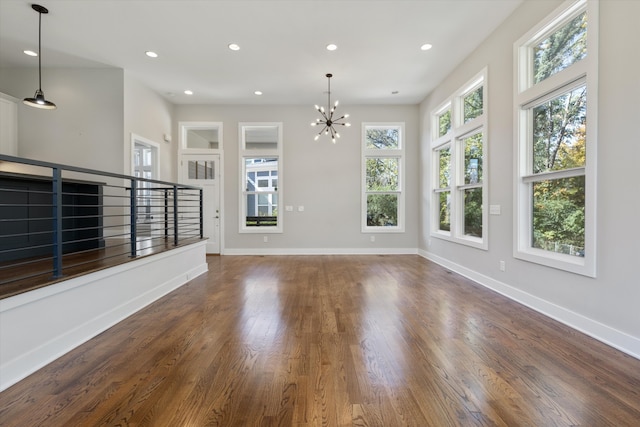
(239, 123, 283, 233)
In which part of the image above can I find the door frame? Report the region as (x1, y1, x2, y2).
(179, 153, 224, 254)
(130, 134, 162, 237)
(130, 134, 161, 180)
(178, 122, 225, 254)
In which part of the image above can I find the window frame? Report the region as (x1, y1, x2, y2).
(430, 68, 488, 250)
(361, 122, 405, 233)
(513, 0, 597, 276)
(239, 122, 283, 234)
(179, 121, 223, 153)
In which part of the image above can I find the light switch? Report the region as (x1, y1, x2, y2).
(490, 205, 501, 215)
(298, 206, 305, 212)
(285, 205, 293, 212)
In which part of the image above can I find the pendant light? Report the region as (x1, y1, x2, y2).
(311, 73, 350, 143)
(23, 4, 56, 110)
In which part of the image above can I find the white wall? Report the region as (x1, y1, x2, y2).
(174, 104, 420, 253)
(419, 0, 640, 357)
(123, 73, 175, 180)
(0, 68, 124, 172)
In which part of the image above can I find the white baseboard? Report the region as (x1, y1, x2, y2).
(223, 247, 418, 256)
(418, 249, 640, 360)
(0, 241, 208, 392)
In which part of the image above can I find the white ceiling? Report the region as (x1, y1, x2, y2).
(0, 0, 523, 105)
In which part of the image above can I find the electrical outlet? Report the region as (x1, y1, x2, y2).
(263, 236, 268, 243)
(499, 260, 506, 271)
(370, 235, 375, 242)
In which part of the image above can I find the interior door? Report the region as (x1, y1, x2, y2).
(180, 154, 221, 254)
(132, 139, 160, 237)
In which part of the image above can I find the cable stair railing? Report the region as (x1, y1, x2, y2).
(0, 154, 203, 298)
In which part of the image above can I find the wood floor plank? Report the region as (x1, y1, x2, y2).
(1, 255, 640, 426)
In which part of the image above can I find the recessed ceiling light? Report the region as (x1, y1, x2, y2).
(420, 43, 433, 51)
(254, 91, 263, 96)
(228, 43, 240, 51)
(184, 90, 193, 95)
(326, 44, 338, 51)
(24, 50, 38, 57)
(145, 51, 158, 58)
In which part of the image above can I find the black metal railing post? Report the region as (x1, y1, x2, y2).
(52, 167, 63, 278)
(199, 188, 204, 239)
(173, 185, 179, 246)
(164, 188, 169, 239)
(0, 154, 205, 290)
(130, 178, 137, 257)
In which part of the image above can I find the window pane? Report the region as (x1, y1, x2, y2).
(366, 158, 399, 191)
(366, 127, 399, 149)
(533, 85, 586, 173)
(438, 148, 451, 189)
(245, 193, 278, 227)
(188, 160, 215, 180)
(367, 194, 398, 227)
(186, 128, 219, 149)
(532, 176, 585, 256)
(463, 86, 483, 123)
(464, 188, 483, 238)
(533, 11, 587, 84)
(245, 158, 278, 191)
(244, 125, 279, 150)
(463, 133, 483, 184)
(438, 191, 451, 232)
(438, 110, 451, 137)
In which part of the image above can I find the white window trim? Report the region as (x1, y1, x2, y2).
(239, 122, 283, 234)
(179, 121, 223, 154)
(513, 0, 598, 277)
(430, 68, 488, 250)
(361, 122, 405, 233)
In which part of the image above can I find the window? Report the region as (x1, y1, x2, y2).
(362, 123, 405, 232)
(180, 122, 223, 151)
(430, 69, 487, 249)
(514, 0, 597, 276)
(239, 123, 283, 232)
(187, 160, 215, 180)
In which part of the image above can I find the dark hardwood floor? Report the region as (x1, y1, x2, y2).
(1, 255, 639, 426)
(0, 236, 201, 299)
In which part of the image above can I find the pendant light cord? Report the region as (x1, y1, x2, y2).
(327, 75, 331, 110)
(38, 9, 42, 91)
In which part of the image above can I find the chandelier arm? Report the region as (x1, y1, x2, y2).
(317, 126, 329, 136)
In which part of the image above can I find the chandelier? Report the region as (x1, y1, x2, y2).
(23, 4, 56, 109)
(311, 73, 350, 143)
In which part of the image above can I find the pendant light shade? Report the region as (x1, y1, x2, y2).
(311, 73, 350, 143)
(23, 4, 56, 110)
